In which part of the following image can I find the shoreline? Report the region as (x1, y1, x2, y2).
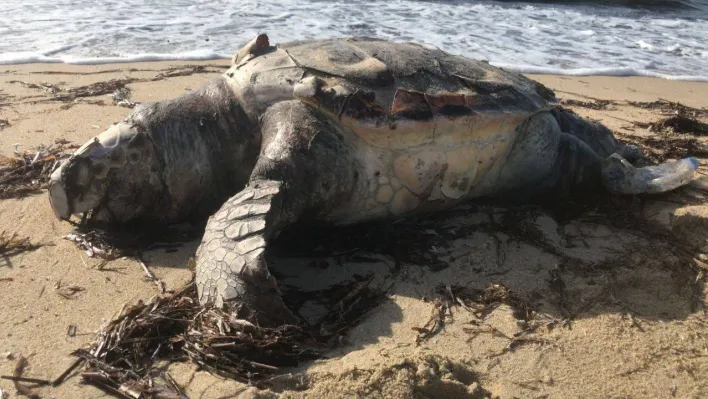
(3, 57, 708, 82)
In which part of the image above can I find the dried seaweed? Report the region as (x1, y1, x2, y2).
(8, 80, 61, 95)
(0, 231, 43, 256)
(0, 90, 10, 110)
(152, 66, 215, 80)
(634, 114, 708, 136)
(436, 283, 535, 321)
(10, 78, 137, 102)
(627, 99, 708, 118)
(0, 141, 77, 199)
(11, 65, 226, 107)
(413, 297, 450, 344)
(64, 231, 123, 260)
(56, 284, 86, 300)
(617, 132, 708, 163)
(560, 98, 612, 110)
(73, 279, 388, 395)
(58, 79, 138, 102)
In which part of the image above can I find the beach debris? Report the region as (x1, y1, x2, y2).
(136, 254, 168, 294)
(56, 284, 86, 300)
(414, 296, 450, 345)
(67, 324, 78, 337)
(9, 78, 138, 103)
(111, 87, 136, 108)
(3, 356, 44, 399)
(152, 65, 227, 81)
(77, 359, 187, 399)
(0, 119, 9, 129)
(626, 99, 708, 135)
(0, 375, 51, 386)
(60, 99, 107, 110)
(50, 358, 84, 388)
(56, 79, 137, 102)
(0, 140, 77, 199)
(0, 231, 43, 256)
(64, 231, 122, 260)
(8, 80, 61, 95)
(618, 132, 708, 163)
(634, 114, 708, 136)
(0, 90, 10, 109)
(8, 66, 226, 110)
(628, 98, 708, 118)
(62, 221, 199, 264)
(69, 279, 387, 395)
(414, 283, 537, 346)
(436, 283, 535, 321)
(153, 65, 206, 80)
(560, 98, 612, 110)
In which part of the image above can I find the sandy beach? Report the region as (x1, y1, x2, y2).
(1, 60, 707, 399)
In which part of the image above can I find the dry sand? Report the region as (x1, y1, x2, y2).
(1, 61, 707, 399)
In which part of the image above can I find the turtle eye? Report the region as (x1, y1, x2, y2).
(127, 150, 142, 164)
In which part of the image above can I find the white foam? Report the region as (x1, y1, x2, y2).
(0, 53, 62, 65)
(0, 0, 706, 81)
(493, 63, 708, 82)
(0, 50, 229, 65)
(636, 40, 654, 50)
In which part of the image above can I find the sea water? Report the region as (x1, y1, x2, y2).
(0, 0, 707, 80)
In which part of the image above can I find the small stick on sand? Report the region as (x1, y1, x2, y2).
(136, 254, 166, 294)
(51, 358, 85, 387)
(0, 375, 51, 385)
(8, 356, 42, 398)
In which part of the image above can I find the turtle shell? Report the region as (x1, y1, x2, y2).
(225, 37, 559, 210)
(276, 37, 556, 149)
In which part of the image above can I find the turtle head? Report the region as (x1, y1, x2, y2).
(50, 77, 258, 225)
(49, 122, 166, 223)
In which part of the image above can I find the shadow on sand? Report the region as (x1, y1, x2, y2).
(70, 187, 707, 397)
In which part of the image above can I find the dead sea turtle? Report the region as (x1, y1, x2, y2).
(48, 35, 699, 325)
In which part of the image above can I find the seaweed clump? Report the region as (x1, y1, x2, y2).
(643, 114, 708, 135)
(0, 231, 43, 256)
(0, 140, 77, 199)
(414, 283, 536, 345)
(71, 278, 388, 397)
(629, 99, 708, 136)
(560, 98, 612, 110)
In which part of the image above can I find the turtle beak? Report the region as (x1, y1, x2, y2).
(48, 166, 71, 219)
(48, 122, 146, 221)
(47, 149, 104, 221)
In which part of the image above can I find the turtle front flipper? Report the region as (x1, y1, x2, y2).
(196, 100, 360, 326)
(195, 180, 299, 326)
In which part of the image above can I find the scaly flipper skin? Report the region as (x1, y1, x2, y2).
(196, 101, 361, 324)
(195, 179, 298, 326)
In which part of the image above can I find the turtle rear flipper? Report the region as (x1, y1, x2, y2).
(602, 154, 699, 195)
(497, 111, 699, 201)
